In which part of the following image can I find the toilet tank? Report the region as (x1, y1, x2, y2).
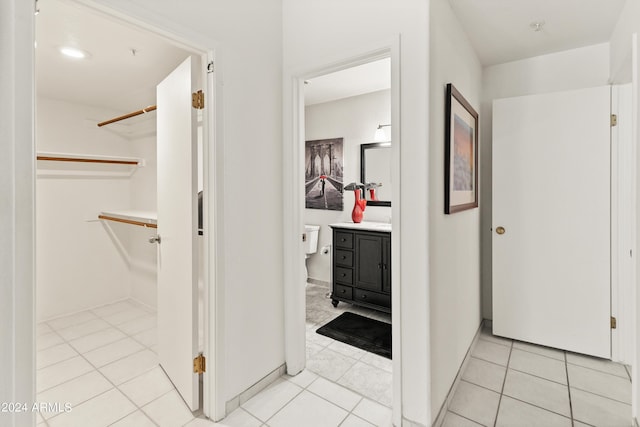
(304, 224, 320, 255)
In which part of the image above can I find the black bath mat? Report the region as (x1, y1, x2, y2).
(316, 312, 391, 359)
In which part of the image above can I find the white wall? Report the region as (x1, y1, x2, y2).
(480, 43, 611, 319)
(428, 0, 482, 419)
(83, 0, 285, 406)
(284, 1, 430, 424)
(36, 97, 134, 320)
(304, 89, 391, 283)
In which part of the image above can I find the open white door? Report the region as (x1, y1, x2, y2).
(493, 86, 611, 358)
(156, 56, 200, 410)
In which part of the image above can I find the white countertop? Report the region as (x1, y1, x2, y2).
(330, 221, 391, 232)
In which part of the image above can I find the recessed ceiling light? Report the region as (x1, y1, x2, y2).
(59, 47, 90, 59)
(529, 21, 545, 32)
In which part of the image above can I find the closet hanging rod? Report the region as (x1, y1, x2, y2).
(98, 214, 157, 228)
(37, 155, 139, 165)
(97, 105, 157, 127)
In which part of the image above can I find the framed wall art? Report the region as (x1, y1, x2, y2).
(305, 138, 344, 211)
(444, 83, 478, 214)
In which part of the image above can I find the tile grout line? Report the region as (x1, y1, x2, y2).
(493, 340, 513, 427)
(564, 351, 575, 426)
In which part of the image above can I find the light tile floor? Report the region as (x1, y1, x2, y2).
(443, 324, 633, 427)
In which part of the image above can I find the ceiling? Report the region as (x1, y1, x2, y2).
(448, 0, 627, 66)
(36, 0, 627, 115)
(36, 0, 191, 114)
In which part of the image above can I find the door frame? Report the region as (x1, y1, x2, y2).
(35, 0, 224, 420)
(282, 37, 402, 426)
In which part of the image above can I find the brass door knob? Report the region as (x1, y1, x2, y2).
(496, 226, 505, 235)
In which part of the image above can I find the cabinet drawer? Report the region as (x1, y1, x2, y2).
(354, 289, 390, 309)
(335, 267, 353, 285)
(335, 250, 353, 267)
(333, 284, 353, 300)
(334, 231, 354, 249)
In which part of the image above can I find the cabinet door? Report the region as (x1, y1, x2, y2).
(355, 234, 382, 291)
(382, 236, 391, 294)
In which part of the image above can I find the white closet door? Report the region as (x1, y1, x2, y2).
(157, 56, 199, 410)
(492, 86, 611, 358)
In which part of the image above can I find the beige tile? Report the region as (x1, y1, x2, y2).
(443, 412, 483, 427)
(47, 388, 136, 427)
(110, 410, 157, 427)
(142, 389, 194, 427)
(36, 343, 78, 369)
(306, 348, 357, 382)
(285, 369, 318, 388)
(503, 369, 570, 417)
(103, 307, 150, 325)
(567, 352, 630, 379)
(47, 311, 98, 330)
(56, 318, 111, 341)
(68, 327, 126, 353)
(83, 338, 144, 367)
(339, 414, 376, 427)
(326, 340, 367, 360)
(509, 349, 567, 384)
(471, 339, 511, 366)
(132, 328, 157, 348)
(37, 323, 53, 336)
(449, 381, 500, 427)
(37, 371, 113, 419)
(216, 408, 261, 427)
(496, 396, 571, 427)
(117, 314, 157, 335)
(242, 378, 302, 422)
(99, 349, 158, 385)
(571, 388, 632, 427)
(184, 417, 221, 427)
(308, 377, 362, 411)
(337, 361, 392, 407)
(568, 364, 631, 404)
(91, 300, 137, 317)
(352, 398, 392, 427)
(513, 341, 565, 361)
(37, 356, 94, 393)
(479, 325, 513, 347)
(461, 357, 506, 393)
(359, 351, 392, 373)
(119, 366, 175, 406)
(268, 390, 347, 427)
(37, 332, 64, 350)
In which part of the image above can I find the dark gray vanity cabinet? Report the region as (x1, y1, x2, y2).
(331, 226, 391, 313)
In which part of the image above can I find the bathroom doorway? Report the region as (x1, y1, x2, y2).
(288, 53, 398, 410)
(34, 0, 219, 423)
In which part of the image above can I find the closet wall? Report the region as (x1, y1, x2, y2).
(36, 96, 158, 321)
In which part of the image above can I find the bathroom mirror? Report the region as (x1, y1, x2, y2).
(361, 142, 391, 206)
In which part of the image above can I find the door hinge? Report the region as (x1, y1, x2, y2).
(611, 114, 618, 127)
(192, 90, 205, 109)
(611, 316, 617, 329)
(207, 61, 214, 73)
(193, 354, 206, 374)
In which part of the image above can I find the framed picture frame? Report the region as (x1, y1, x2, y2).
(444, 83, 479, 214)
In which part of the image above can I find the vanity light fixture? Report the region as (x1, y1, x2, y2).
(374, 124, 391, 142)
(59, 46, 90, 59)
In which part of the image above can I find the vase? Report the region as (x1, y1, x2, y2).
(351, 189, 367, 223)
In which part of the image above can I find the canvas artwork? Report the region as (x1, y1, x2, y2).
(445, 83, 478, 214)
(305, 138, 344, 211)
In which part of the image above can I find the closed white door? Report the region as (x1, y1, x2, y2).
(156, 56, 200, 409)
(492, 86, 611, 358)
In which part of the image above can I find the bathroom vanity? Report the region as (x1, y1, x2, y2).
(330, 222, 391, 313)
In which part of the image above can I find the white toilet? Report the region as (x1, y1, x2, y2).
(304, 224, 320, 282)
